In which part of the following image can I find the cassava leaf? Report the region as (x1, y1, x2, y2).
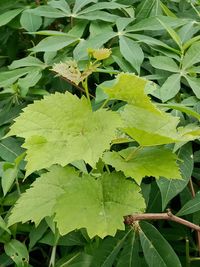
(149, 56, 179, 72)
(7, 92, 122, 175)
(139, 221, 182, 267)
(119, 36, 144, 74)
(159, 73, 181, 102)
(156, 143, 193, 210)
(176, 191, 200, 216)
(8, 166, 145, 238)
(117, 230, 141, 267)
(103, 147, 181, 184)
(182, 42, 200, 70)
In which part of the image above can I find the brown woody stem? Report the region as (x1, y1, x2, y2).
(124, 210, 200, 232)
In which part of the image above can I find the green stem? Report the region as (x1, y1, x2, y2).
(190, 257, 200, 261)
(186, 237, 191, 267)
(95, 68, 120, 75)
(100, 98, 110, 109)
(15, 176, 21, 196)
(190, 2, 200, 18)
(48, 245, 57, 267)
(82, 78, 91, 107)
(105, 163, 110, 174)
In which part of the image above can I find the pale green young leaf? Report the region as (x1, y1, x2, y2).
(139, 222, 182, 267)
(156, 143, 193, 210)
(119, 36, 144, 74)
(30, 35, 79, 52)
(102, 73, 159, 113)
(160, 73, 181, 102)
(182, 42, 200, 70)
(185, 75, 200, 99)
(54, 171, 145, 238)
(149, 56, 179, 72)
(20, 11, 42, 32)
(8, 166, 145, 238)
(121, 104, 181, 146)
(0, 9, 23, 27)
(177, 191, 200, 216)
(103, 147, 181, 184)
(8, 92, 122, 175)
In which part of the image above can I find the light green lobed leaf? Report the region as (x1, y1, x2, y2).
(8, 166, 145, 238)
(121, 104, 180, 146)
(102, 73, 159, 113)
(103, 146, 181, 184)
(102, 73, 200, 146)
(7, 92, 122, 175)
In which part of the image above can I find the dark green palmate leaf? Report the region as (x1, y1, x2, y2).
(139, 221, 182, 267)
(8, 166, 145, 238)
(7, 92, 122, 175)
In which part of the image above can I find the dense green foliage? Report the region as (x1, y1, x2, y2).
(1, 0, 200, 266)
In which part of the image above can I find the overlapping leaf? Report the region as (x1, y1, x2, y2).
(102, 73, 200, 146)
(103, 146, 181, 184)
(7, 92, 122, 175)
(8, 166, 145, 238)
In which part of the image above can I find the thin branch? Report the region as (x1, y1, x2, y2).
(124, 210, 200, 232)
(51, 71, 95, 99)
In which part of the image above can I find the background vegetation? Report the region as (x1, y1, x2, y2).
(1, 0, 200, 266)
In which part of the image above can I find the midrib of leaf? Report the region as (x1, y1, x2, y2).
(128, 232, 135, 267)
(59, 252, 81, 267)
(0, 143, 18, 157)
(140, 230, 167, 267)
(101, 229, 131, 267)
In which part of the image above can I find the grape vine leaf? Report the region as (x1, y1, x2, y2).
(8, 166, 145, 238)
(102, 73, 159, 113)
(102, 73, 200, 146)
(121, 104, 181, 146)
(7, 92, 122, 175)
(103, 147, 181, 184)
